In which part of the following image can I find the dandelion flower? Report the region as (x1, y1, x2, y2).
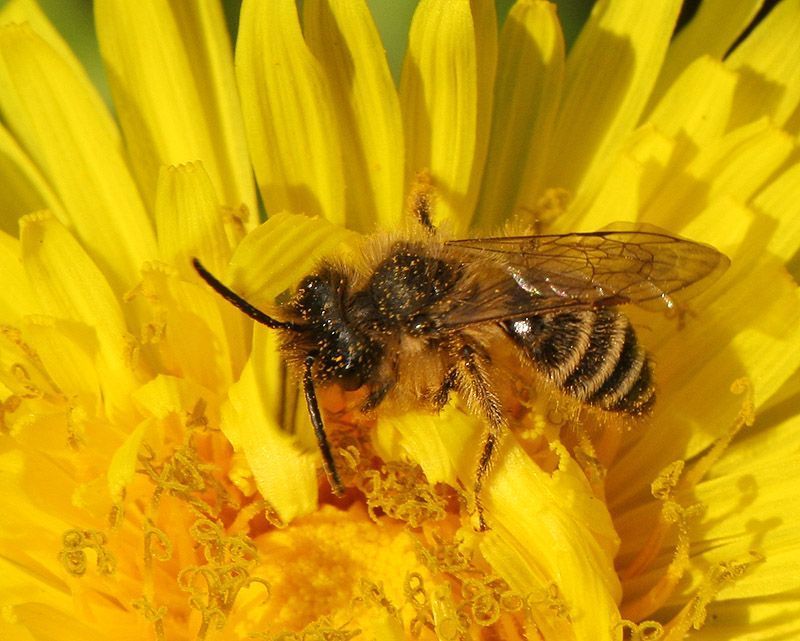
(1, 1, 799, 640)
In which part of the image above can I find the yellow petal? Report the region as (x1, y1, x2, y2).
(95, 0, 255, 216)
(474, 0, 565, 230)
(544, 0, 682, 202)
(19, 212, 125, 357)
(574, 151, 642, 231)
(567, 123, 673, 229)
(304, 0, 404, 232)
(385, 399, 625, 638)
(236, 0, 345, 223)
(0, 446, 78, 533)
(138, 262, 235, 391)
(647, 0, 764, 110)
(681, 448, 800, 599)
(391, 405, 622, 641)
(2, 601, 125, 641)
(155, 162, 248, 374)
(609, 254, 800, 510)
(0, 230, 36, 321)
(709, 410, 800, 486)
(155, 162, 232, 281)
(0, 123, 65, 235)
(726, 0, 800, 131)
(480, 534, 576, 640)
(130, 376, 198, 423)
(224, 325, 318, 522)
(694, 593, 800, 640)
(0, 24, 155, 293)
(400, 0, 497, 232)
(107, 420, 149, 503)
(366, 614, 406, 641)
(642, 120, 794, 231)
(752, 161, 800, 262)
(646, 56, 738, 147)
(0, 547, 73, 613)
(380, 405, 478, 486)
(19, 211, 136, 414)
(0, 0, 120, 148)
(499, 450, 621, 637)
(226, 212, 359, 308)
(22, 315, 100, 400)
(0, 330, 56, 408)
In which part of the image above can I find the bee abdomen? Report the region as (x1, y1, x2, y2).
(504, 310, 655, 416)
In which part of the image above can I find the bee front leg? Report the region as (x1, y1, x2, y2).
(361, 377, 396, 412)
(361, 358, 399, 413)
(302, 356, 345, 496)
(456, 344, 507, 532)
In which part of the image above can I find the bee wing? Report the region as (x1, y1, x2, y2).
(442, 223, 729, 328)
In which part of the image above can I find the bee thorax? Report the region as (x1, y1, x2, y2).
(368, 243, 457, 330)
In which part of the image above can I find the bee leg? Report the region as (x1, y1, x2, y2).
(361, 377, 396, 412)
(361, 357, 399, 412)
(431, 367, 458, 411)
(474, 432, 500, 532)
(457, 344, 507, 531)
(302, 356, 345, 496)
(409, 171, 437, 233)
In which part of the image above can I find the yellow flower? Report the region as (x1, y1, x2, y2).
(0, 0, 798, 640)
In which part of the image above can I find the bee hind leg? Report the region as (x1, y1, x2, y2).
(456, 344, 507, 531)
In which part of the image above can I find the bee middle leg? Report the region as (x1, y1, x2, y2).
(455, 343, 507, 531)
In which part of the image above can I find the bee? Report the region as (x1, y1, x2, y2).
(193, 213, 728, 530)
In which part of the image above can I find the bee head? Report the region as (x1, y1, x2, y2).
(192, 258, 381, 391)
(291, 271, 383, 391)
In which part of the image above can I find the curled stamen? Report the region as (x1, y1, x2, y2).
(621, 379, 760, 625)
(58, 528, 116, 576)
(131, 597, 167, 641)
(620, 456, 705, 622)
(524, 583, 571, 624)
(430, 584, 467, 641)
(663, 552, 765, 640)
(360, 578, 400, 619)
(615, 619, 664, 640)
(144, 521, 173, 565)
(681, 378, 754, 490)
(361, 461, 446, 528)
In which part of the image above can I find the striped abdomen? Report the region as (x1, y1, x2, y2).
(503, 309, 655, 415)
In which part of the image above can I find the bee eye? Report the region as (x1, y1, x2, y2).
(337, 369, 364, 391)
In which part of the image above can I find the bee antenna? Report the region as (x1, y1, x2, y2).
(192, 257, 302, 332)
